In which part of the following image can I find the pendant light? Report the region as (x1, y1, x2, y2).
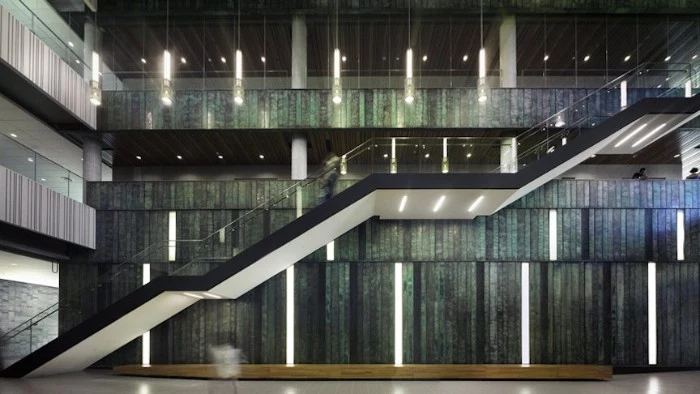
(89, 12, 101, 106)
(477, 0, 488, 102)
(233, 1, 244, 105)
(404, 1, 415, 104)
(332, 0, 342, 104)
(161, 0, 173, 106)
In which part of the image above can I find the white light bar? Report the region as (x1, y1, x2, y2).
(286, 265, 295, 365)
(478, 48, 486, 79)
(163, 50, 171, 81)
(521, 262, 530, 365)
(549, 209, 557, 260)
(632, 123, 666, 148)
(620, 80, 627, 108)
(168, 211, 176, 261)
(648, 262, 657, 365)
(235, 49, 243, 80)
(391, 138, 396, 158)
(92, 51, 100, 82)
(142, 264, 151, 366)
(686, 80, 692, 98)
(326, 240, 335, 261)
(204, 292, 222, 299)
(468, 195, 485, 212)
(183, 292, 204, 299)
(333, 48, 341, 79)
(433, 195, 446, 212)
(398, 195, 408, 212)
(677, 210, 685, 261)
(406, 48, 413, 79)
(394, 262, 403, 366)
(614, 123, 648, 148)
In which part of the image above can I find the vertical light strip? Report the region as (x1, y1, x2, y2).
(390, 138, 397, 174)
(677, 210, 685, 261)
(685, 80, 692, 98)
(406, 48, 413, 79)
(442, 138, 447, 158)
(286, 265, 295, 365)
(521, 262, 530, 365)
(648, 262, 657, 365)
(333, 48, 341, 79)
(478, 48, 486, 79)
(394, 262, 403, 366)
(326, 240, 335, 261)
(620, 80, 627, 109)
(91, 51, 100, 82)
(391, 138, 396, 158)
(142, 263, 151, 366)
(549, 209, 557, 261)
(163, 50, 171, 81)
(168, 211, 176, 261)
(235, 49, 243, 80)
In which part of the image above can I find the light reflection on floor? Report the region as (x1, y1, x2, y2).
(1, 370, 699, 394)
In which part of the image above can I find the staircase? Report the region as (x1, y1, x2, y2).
(2, 63, 699, 378)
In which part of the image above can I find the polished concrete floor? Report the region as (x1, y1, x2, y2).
(1, 370, 699, 393)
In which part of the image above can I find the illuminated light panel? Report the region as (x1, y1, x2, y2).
(168, 211, 176, 261)
(613, 123, 648, 148)
(394, 262, 403, 366)
(624, 55, 631, 62)
(433, 196, 446, 212)
(204, 292, 222, 299)
(677, 210, 685, 261)
(620, 80, 628, 108)
(326, 240, 335, 261)
(142, 263, 151, 366)
(183, 292, 204, 299)
(521, 262, 530, 365)
(286, 265, 295, 365)
(631, 123, 666, 148)
(648, 262, 657, 365)
(549, 209, 557, 261)
(467, 196, 485, 212)
(398, 195, 408, 212)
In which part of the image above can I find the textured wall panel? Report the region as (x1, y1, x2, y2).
(0, 6, 96, 128)
(0, 166, 95, 248)
(657, 262, 700, 366)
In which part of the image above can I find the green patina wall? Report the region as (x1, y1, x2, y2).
(100, 88, 676, 130)
(63, 179, 700, 367)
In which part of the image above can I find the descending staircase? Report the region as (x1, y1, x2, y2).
(2, 64, 699, 378)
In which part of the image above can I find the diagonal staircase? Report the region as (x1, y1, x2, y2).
(2, 63, 699, 378)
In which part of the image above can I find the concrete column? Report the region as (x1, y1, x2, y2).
(499, 15, 517, 88)
(291, 15, 307, 89)
(500, 137, 518, 173)
(291, 133, 308, 180)
(82, 138, 102, 182)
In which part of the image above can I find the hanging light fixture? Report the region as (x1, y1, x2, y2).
(477, 0, 488, 102)
(161, 0, 173, 106)
(404, 1, 415, 104)
(332, 0, 342, 104)
(233, 1, 244, 105)
(89, 51, 101, 106)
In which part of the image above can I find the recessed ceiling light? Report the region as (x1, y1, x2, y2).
(183, 292, 204, 299)
(584, 55, 590, 62)
(422, 55, 428, 62)
(395, 57, 399, 61)
(462, 54, 468, 62)
(141, 58, 147, 64)
(136, 155, 142, 160)
(432, 195, 446, 212)
(398, 195, 408, 212)
(259, 154, 264, 159)
(177, 155, 182, 160)
(27, 157, 34, 162)
(424, 153, 430, 158)
(11, 263, 17, 266)
(218, 154, 223, 159)
(665, 77, 670, 81)
(180, 57, 186, 64)
(68, 41, 74, 47)
(221, 57, 226, 63)
(693, 55, 698, 60)
(664, 55, 671, 62)
(10, 133, 17, 138)
(624, 55, 631, 62)
(657, 84, 662, 88)
(261, 56, 266, 63)
(203, 292, 222, 299)
(41, 178, 46, 181)
(614, 123, 648, 148)
(543, 54, 549, 61)
(590, 154, 596, 158)
(341, 55, 347, 62)
(383, 153, 388, 158)
(632, 123, 667, 148)
(674, 154, 680, 158)
(467, 195, 485, 212)
(75, 59, 81, 64)
(466, 153, 472, 158)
